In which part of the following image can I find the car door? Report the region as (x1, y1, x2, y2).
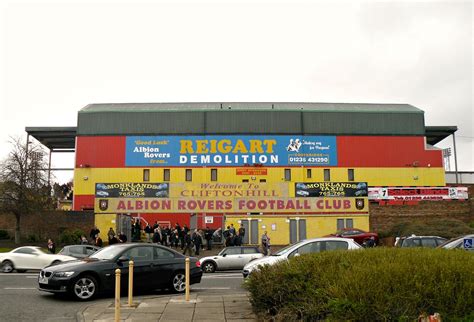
(151, 246, 178, 288)
(11, 248, 38, 269)
(121, 246, 155, 291)
(219, 247, 242, 270)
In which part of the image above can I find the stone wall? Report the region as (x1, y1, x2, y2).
(0, 211, 94, 242)
(370, 184, 474, 232)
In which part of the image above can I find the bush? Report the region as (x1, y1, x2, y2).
(0, 230, 9, 240)
(245, 248, 474, 321)
(27, 234, 39, 242)
(58, 229, 85, 245)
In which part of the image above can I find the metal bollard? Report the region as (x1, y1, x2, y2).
(185, 257, 190, 301)
(115, 268, 121, 322)
(128, 260, 134, 307)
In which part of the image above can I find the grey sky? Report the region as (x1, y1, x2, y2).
(0, 0, 472, 184)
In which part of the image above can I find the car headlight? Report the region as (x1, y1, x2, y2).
(54, 271, 75, 277)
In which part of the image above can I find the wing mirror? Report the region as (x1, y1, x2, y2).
(117, 256, 130, 263)
(222, 253, 227, 257)
(294, 253, 300, 257)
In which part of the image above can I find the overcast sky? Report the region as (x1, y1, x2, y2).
(0, 0, 472, 184)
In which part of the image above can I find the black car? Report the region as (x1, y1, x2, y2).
(38, 244, 202, 301)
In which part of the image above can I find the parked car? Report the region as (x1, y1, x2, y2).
(0, 246, 76, 273)
(395, 235, 447, 248)
(200, 246, 263, 273)
(38, 243, 202, 300)
(437, 234, 474, 252)
(58, 245, 101, 259)
(243, 237, 361, 278)
(325, 228, 379, 245)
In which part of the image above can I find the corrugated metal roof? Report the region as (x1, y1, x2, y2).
(77, 102, 426, 136)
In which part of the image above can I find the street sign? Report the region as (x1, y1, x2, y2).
(463, 238, 473, 249)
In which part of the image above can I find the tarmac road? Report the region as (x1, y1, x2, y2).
(0, 271, 245, 322)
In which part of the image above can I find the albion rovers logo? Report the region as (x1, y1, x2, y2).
(99, 199, 108, 211)
(355, 198, 365, 210)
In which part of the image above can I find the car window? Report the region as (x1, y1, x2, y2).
(435, 238, 447, 246)
(154, 247, 175, 259)
(403, 238, 421, 247)
(13, 248, 36, 255)
(223, 247, 241, 255)
(123, 247, 153, 262)
(86, 247, 98, 255)
(325, 241, 349, 251)
(242, 248, 259, 254)
(68, 246, 85, 255)
(289, 242, 321, 258)
(421, 238, 437, 248)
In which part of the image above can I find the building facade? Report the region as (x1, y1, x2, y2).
(70, 103, 446, 245)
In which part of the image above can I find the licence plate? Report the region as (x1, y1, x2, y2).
(39, 277, 48, 284)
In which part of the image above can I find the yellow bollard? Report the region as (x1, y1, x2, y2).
(115, 268, 121, 322)
(128, 260, 134, 307)
(185, 257, 190, 302)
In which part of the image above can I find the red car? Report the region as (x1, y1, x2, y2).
(325, 228, 379, 246)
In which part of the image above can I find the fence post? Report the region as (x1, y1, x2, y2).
(128, 260, 134, 307)
(185, 257, 190, 302)
(115, 268, 121, 322)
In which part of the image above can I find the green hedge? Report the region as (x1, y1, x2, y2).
(244, 248, 474, 321)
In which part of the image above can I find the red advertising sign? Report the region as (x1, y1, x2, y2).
(236, 169, 268, 175)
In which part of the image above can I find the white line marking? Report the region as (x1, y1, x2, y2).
(4, 287, 37, 290)
(0, 273, 38, 276)
(26, 276, 38, 279)
(202, 276, 242, 279)
(204, 273, 242, 277)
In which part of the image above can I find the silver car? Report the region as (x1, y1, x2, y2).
(200, 246, 263, 273)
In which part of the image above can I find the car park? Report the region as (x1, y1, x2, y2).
(38, 243, 202, 300)
(58, 245, 101, 259)
(395, 235, 447, 248)
(0, 246, 76, 273)
(243, 237, 361, 278)
(437, 234, 474, 252)
(200, 246, 263, 273)
(325, 228, 379, 245)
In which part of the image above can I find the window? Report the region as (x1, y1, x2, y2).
(307, 169, 312, 178)
(86, 247, 98, 255)
(123, 246, 153, 261)
(260, 179, 266, 183)
(211, 169, 217, 181)
(284, 169, 291, 181)
(337, 219, 345, 230)
(154, 247, 175, 259)
(421, 238, 438, 248)
(346, 219, 353, 228)
(13, 247, 37, 255)
(69, 246, 84, 255)
(223, 248, 241, 255)
(163, 169, 170, 181)
(348, 169, 354, 181)
(143, 169, 150, 182)
(325, 241, 349, 251)
(243, 247, 259, 254)
(324, 169, 330, 181)
(289, 242, 321, 257)
(185, 169, 192, 181)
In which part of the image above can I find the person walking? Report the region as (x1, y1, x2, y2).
(107, 227, 116, 244)
(95, 235, 103, 247)
(192, 229, 203, 256)
(144, 223, 153, 243)
(118, 231, 127, 243)
(261, 231, 270, 256)
(238, 224, 246, 244)
(80, 235, 88, 245)
(183, 231, 194, 256)
(204, 227, 213, 250)
(47, 239, 56, 254)
(89, 226, 100, 243)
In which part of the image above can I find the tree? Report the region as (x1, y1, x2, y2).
(0, 136, 54, 243)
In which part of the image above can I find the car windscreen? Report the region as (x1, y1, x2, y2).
(89, 246, 127, 260)
(272, 244, 296, 256)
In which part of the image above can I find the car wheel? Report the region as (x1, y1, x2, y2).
(202, 261, 216, 273)
(16, 270, 27, 273)
(171, 272, 186, 293)
(72, 275, 98, 301)
(1, 260, 14, 273)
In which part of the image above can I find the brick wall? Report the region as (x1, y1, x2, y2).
(0, 211, 94, 242)
(370, 184, 474, 232)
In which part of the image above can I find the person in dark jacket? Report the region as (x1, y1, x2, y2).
(134, 219, 141, 241)
(118, 231, 127, 243)
(183, 231, 193, 256)
(89, 226, 100, 243)
(95, 235, 103, 247)
(162, 226, 170, 246)
(47, 239, 56, 254)
(192, 229, 203, 256)
(204, 227, 213, 250)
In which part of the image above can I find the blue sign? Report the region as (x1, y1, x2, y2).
(463, 238, 473, 249)
(125, 135, 338, 167)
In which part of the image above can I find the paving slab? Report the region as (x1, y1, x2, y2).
(195, 302, 224, 308)
(126, 312, 160, 322)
